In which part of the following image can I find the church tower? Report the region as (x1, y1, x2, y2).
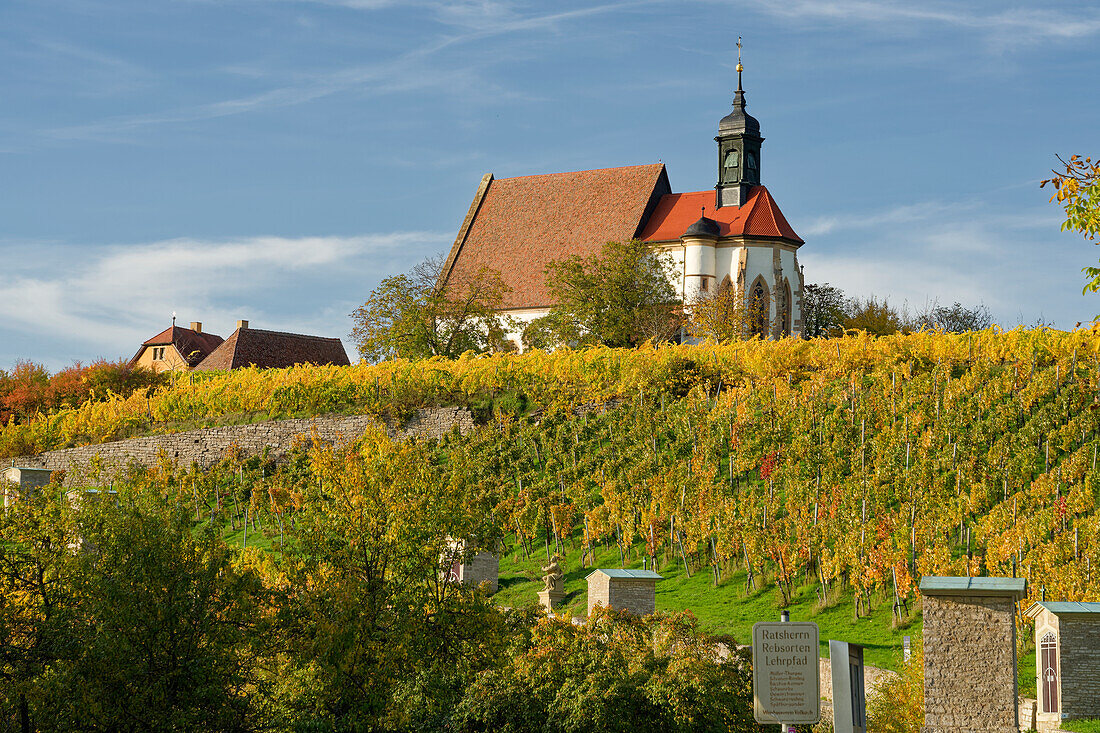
(715, 39, 763, 208)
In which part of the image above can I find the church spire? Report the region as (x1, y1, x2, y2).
(715, 37, 764, 208)
(736, 36, 743, 93)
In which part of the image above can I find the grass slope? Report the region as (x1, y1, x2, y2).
(495, 537, 918, 670)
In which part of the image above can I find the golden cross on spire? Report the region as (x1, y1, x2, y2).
(736, 36, 743, 72)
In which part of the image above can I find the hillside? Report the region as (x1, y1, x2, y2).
(6, 328, 1099, 682)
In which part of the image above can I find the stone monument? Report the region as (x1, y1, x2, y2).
(538, 555, 565, 612)
(919, 576, 1027, 733)
(1024, 601, 1100, 731)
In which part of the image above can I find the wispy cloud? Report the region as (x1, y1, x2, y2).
(735, 0, 1100, 44)
(0, 232, 448, 368)
(40, 0, 652, 144)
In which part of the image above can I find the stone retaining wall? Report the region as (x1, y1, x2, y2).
(13, 407, 473, 485)
(922, 594, 1020, 733)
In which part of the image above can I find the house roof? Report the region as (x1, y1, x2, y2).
(193, 327, 350, 371)
(1025, 601, 1100, 618)
(638, 186, 803, 243)
(440, 164, 672, 309)
(586, 569, 664, 581)
(919, 576, 1028, 599)
(127, 325, 224, 368)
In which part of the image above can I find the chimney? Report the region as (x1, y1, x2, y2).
(236, 320, 249, 330)
(190, 322, 202, 333)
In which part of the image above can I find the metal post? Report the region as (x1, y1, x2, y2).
(781, 610, 790, 733)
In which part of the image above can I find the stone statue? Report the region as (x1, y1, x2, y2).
(541, 555, 564, 594)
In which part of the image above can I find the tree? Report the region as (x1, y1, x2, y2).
(1, 488, 265, 731)
(842, 296, 908, 336)
(350, 255, 514, 361)
(451, 609, 761, 733)
(910, 301, 992, 333)
(801, 283, 846, 338)
(1042, 154, 1100, 296)
(686, 281, 753, 342)
(274, 428, 507, 730)
(540, 239, 681, 348)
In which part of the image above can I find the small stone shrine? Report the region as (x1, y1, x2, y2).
(442, 538, 499, 593)
(586, 568, 663, 616)
(919, 576, 1027, 733)
(1024, 601, 1100, 731)
(2, 466, 53, 509)
(538, 555, 565, 612)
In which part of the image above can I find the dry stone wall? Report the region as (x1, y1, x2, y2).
(14, 407, 473, 486)
(922, 594, 1020, 733)
(1059, 618, 1100, 720)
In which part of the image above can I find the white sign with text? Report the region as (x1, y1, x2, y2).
(752, 621, 821, 725)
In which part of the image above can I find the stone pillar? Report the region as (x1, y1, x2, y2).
(920, 576, 1027, 733)
(538, 589, 564, 613)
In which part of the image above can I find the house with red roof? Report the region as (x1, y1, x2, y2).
(193, 320, 350, 371)
(440, 59, 804, 348)
(130, 319, 350, 373)
(127, 320, 224, 373)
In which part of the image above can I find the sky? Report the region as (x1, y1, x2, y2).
(1, 0, 1099, 370)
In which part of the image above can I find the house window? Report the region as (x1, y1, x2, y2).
(152, 347, 166, 361)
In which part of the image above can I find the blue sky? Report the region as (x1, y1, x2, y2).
(2, 0, 1099, 369)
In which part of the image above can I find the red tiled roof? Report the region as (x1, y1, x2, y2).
(193, 328, 350, 371)
(127, 325, 224, 368)
(638, 186, 803, 244)
(441, 164, 672, 309)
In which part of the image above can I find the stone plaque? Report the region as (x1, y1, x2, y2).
(752, 621, 821, 725)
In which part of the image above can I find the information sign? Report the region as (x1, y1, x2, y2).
(752, 621, 821, 725)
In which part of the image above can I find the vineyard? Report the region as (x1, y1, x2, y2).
(7, 328, 1100, 650)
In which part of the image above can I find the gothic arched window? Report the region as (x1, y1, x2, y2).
(749, 275, 770, 338)
(778, 279, 792, 337)
(1041, 631, 1058, 713)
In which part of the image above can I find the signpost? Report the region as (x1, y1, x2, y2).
(752, 617, 821, 726)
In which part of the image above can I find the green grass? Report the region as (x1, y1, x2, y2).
(495, 536, 919, 670)
(1061, 720, 1100, 733)
(1018, 641, 1036, 698)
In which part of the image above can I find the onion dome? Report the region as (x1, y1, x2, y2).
(684, 209, 721, 238)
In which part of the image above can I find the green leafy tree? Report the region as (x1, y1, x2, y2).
(801, 283, 846, 338)
(274, 428, 507, 731)
(0, 487, 77, 733)
(42, 495, 265, 731)
(2, 488, 266, 731)
(1042, 154, 1100, 301)
(350, 255, 514, 361)
(451, 608, 761, 733)
(540, 239, 681, 348)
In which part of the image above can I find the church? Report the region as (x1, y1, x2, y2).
(440, 56, 804, 349)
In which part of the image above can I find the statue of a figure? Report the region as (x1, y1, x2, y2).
(541, 555, 564, 593)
